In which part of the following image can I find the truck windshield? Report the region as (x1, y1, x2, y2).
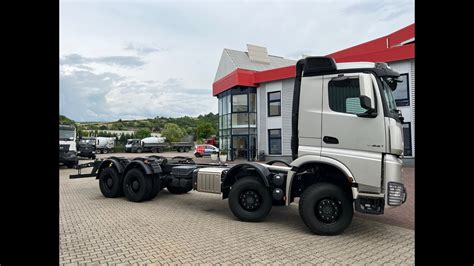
(60, 129, 75, 140)
(381, 78, 398, 114)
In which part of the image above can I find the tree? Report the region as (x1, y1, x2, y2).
(135, 128, 151, 139)
(196, 122, 215, 140)
(161, 123, 185, 142)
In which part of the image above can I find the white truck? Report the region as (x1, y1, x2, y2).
(71, 57, 407, 235)
(125, 137, 193, 153)
(95, 137, 115, 154)
(59, 124, 78, 168)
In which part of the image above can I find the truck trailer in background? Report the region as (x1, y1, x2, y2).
(125, 137, 193, 153)
(95, 137, 115, 154)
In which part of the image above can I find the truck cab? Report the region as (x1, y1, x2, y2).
(125, 139, 141, 153)
(218, 57, 407, 234)
(77, 137, 96, 159)
(59, 124, 77, 168)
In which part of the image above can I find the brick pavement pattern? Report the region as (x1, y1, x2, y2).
(60, 168, 414, 265)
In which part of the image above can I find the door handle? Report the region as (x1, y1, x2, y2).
(323, 136, 339, 144)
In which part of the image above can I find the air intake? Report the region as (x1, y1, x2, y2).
(303, 56, 337, 75)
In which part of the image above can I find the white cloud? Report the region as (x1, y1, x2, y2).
(60, 0, 414, 121)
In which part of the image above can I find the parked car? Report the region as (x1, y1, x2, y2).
(194, 144, 219, 157)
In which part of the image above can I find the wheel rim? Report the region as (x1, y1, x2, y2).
(131, 178, 140, 192)
(239, 190, 262, 211)
(105, 176, 113, 188)
(314, 197, 342, 224)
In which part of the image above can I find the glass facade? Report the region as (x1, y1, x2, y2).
(218, 86, 257, 160)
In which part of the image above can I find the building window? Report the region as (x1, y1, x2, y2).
(268, 91, 281, 117)
(328, 78, 365, 114)
(232, 94, 248, 112)
(393, 73, 409, 106)
(232, 113, 249, 128)
(268, 129, 282, 155)
(402, 122, 412, 156)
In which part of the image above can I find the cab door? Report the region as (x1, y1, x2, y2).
(321, 73, 386, 192)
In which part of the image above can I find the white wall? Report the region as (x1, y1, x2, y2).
(257, 79, 294, 157)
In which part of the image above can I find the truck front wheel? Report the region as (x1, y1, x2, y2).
(99, 167, 124, 198)
(228, 177, 272, 222)
(123, 169, 153, 202)
(298, 182, 353, 235)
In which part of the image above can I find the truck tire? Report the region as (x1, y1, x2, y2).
(136, 148, 143, 153)
(228, 177, 272, 222)
(151, 147, 158, 153)
(157, 147, 163, 153)
(178, 147, 183, 152)
(103, 149, 109, 154)
(123, 169, 153, 202)
(146, 175, 162, 200)
(167, 185, 192, 194)
(298, 182, 353, 235)
(99, 167, 124, 198)
(184, 147, 190, 152)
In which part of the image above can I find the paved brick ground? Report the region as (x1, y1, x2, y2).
(60, 163, 414, 265)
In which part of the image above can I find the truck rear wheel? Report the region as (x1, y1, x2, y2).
(184, 147, 189, 152)
(178, 147, 183, 152)
(123, 169, 153, 202)
(99, 167, 124, 198)
(228, 177, 272, 222)
(151, 148, 158, 153)
(103, 149, 109, 154)
(146, 175, 162, 200)
(298, 182, 353, 235)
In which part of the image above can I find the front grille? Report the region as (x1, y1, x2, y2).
(387, 182, 406, 206)
(59, 144, 70, 152)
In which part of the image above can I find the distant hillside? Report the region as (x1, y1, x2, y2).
(60, 113, 219, 140)
(59, 115, 75, 125)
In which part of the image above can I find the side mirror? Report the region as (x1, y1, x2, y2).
(358, 73, 375, 110)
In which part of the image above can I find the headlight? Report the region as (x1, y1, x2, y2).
(387, 182, 406, 206)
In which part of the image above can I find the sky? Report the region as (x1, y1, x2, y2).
(60, 0, 414, 122)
